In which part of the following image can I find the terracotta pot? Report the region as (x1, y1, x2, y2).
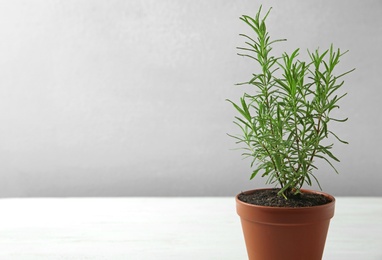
(236, 188, 335, 260)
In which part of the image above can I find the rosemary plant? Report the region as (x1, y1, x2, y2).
(228, 6, 354, 198)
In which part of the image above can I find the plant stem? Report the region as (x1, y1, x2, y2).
(262, 143, 284, 189)
(298, 114, 322, 187)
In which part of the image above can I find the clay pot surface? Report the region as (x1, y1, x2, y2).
(236, 188, 335, 260)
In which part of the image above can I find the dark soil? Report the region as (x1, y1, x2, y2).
(238, 189, 332, 207)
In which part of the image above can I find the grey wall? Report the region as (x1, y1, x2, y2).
(0, 0, 381, 197)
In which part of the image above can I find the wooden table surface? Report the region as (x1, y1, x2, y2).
(0, 197, 381, 260)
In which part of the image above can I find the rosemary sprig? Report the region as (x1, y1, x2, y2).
(227, 6, 354, 198)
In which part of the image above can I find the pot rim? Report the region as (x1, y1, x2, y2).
(236, 188, 336, 224)
(236, 188, 335, 210)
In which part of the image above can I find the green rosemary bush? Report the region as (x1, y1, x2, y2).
(228, 6, 354, 198)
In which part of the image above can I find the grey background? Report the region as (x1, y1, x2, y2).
(0, 0, 380, 197)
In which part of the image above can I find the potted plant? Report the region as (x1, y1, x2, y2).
(227, 6, 354, 260)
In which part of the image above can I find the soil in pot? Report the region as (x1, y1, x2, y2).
(238, 188, 332, 207)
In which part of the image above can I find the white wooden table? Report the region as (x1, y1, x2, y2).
(0, 197, 381, 260)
